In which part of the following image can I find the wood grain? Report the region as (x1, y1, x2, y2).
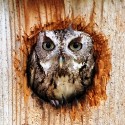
(0, 0, 125, 125)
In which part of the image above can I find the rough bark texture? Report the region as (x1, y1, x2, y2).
(0, 0, 125, 125)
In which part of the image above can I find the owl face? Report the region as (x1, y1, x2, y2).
(27, 28, 95, 107)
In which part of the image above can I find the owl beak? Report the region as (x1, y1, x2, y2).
(59, 56, 64, 68)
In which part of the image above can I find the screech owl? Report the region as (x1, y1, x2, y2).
(27, 27, 95, 107)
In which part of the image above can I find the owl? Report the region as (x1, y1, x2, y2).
(27, 27, 95, 107)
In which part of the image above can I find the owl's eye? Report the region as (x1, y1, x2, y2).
(42, 41, 55, 51)
(68, 39, 82, 51)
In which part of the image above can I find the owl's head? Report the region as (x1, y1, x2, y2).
(27, 27, 95, 107)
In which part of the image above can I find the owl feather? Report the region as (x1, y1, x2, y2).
(27, 28, 95, 107)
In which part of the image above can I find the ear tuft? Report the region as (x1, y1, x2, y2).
(67, 24, 74, 33)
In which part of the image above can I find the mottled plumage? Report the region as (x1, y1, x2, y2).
(27, 28, 95, 107)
